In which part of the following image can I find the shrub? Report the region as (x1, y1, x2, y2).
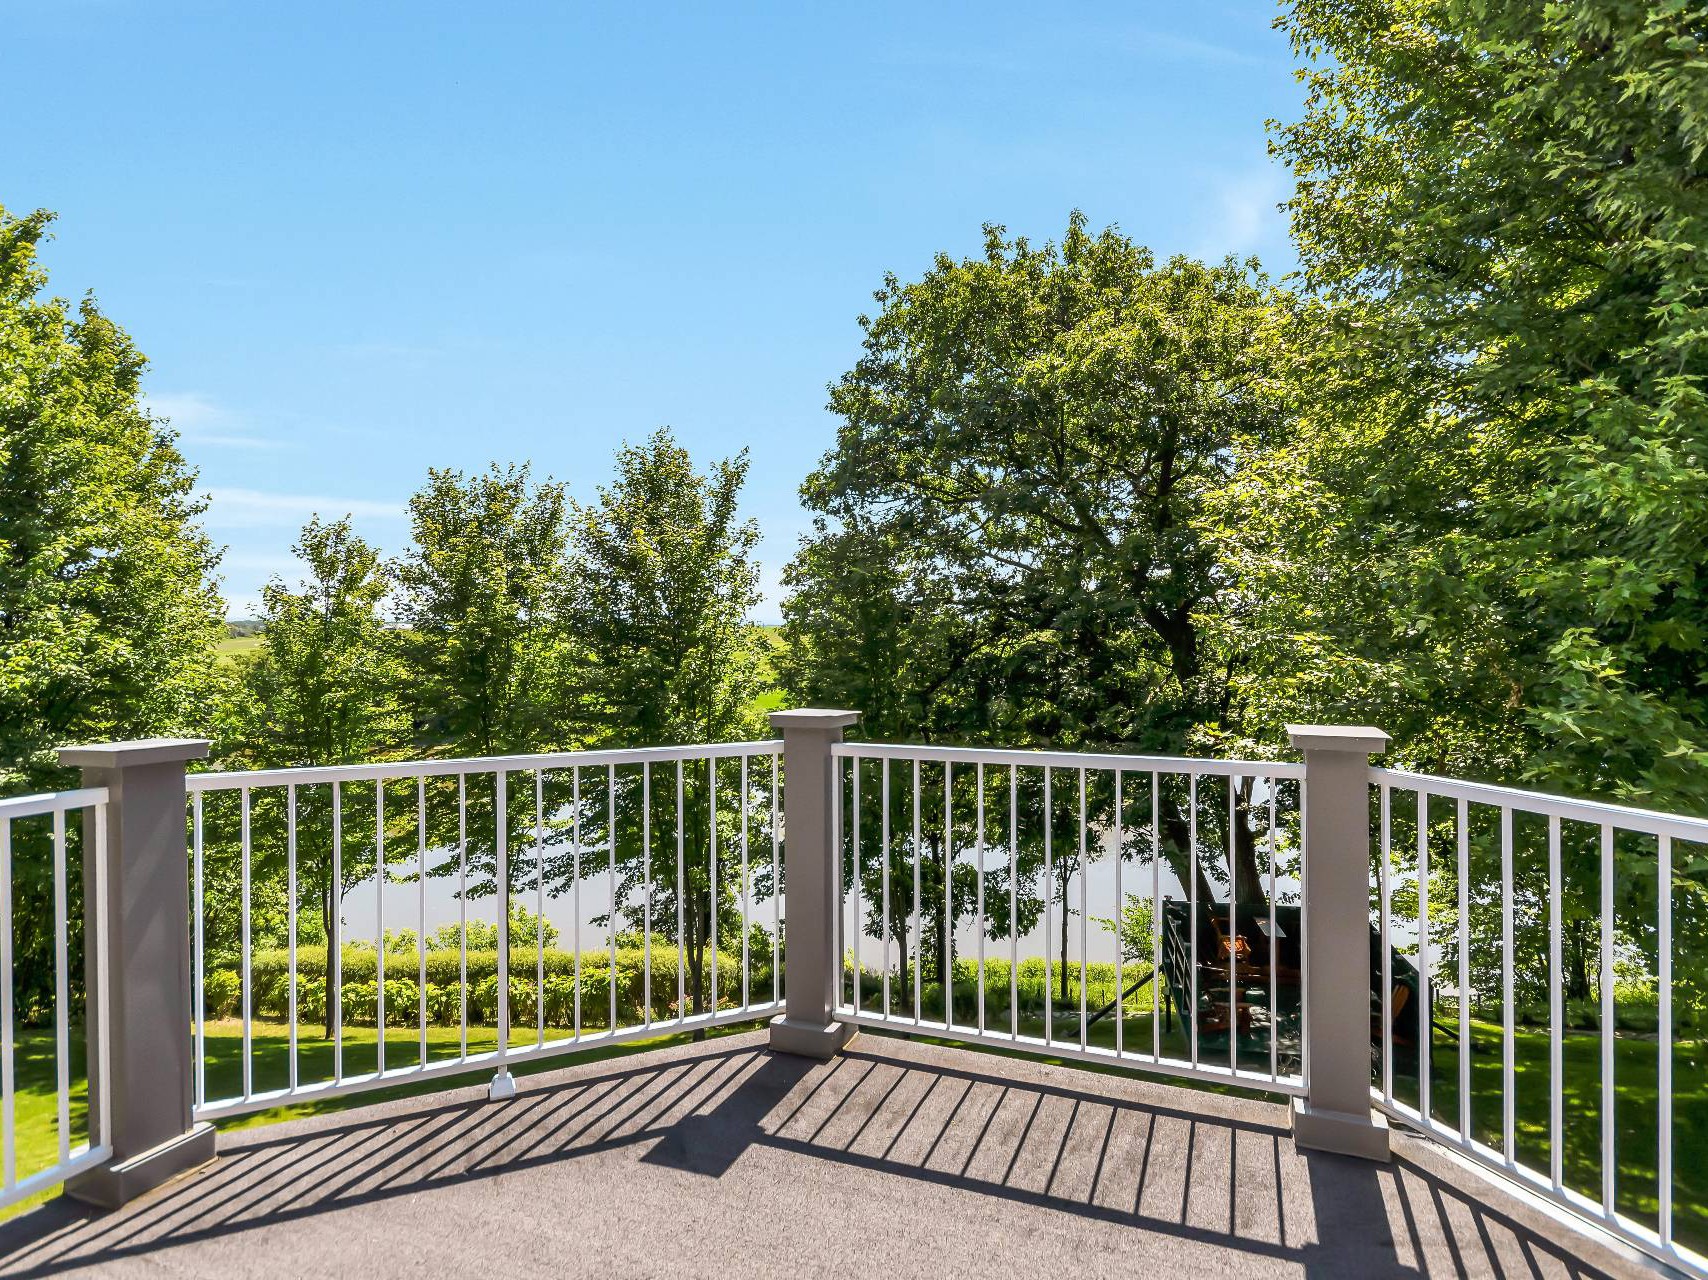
(235, 943, 767, 1027)
(425, 982, 461, 1025)
(205, 968, 241, 1019)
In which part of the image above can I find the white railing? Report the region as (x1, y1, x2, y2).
(829, 742, 1308, 1095)
(7, 714, 1699, 1280)
(1371, 767, 1708, 1278)
(186, 741, 785, 1120)
(0, 787, 111, 1209)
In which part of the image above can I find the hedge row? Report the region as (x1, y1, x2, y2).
(205, 945, 775, 1026)
(839, 956, 1151, 1019)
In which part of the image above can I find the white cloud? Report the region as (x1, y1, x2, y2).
(1131, 30, 1276, 69)
(203, 487, 406, 529)
(1196, 168, 1290, 260)
(146, 392, 279, 450)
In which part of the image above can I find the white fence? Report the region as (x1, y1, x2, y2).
(5, 716, 1703, 1279)
(186, 740, 785, 1120)
(1371, 767, 1708, 1278)
(0, 787, 110, 1210)
(829, 742, 1309, 1096)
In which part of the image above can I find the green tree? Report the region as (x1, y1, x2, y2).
(0, 205, 224, 1016)
(393, 463, 581, 950)
(1222, 0, 1708, 1007)
(0, 206, 224, 780)
(1255, 0, 1708, 800)
(240, 518, 405, 770)
(223, 517, 409, 1035)
(785, 217, 1287, 997)
(1096, 892, 1156, 965)
(571, 429, 764, 747)
(395, 463, 577, 759)
(570, 430, 767, 1022)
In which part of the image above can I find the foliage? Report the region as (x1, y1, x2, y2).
(1094, 893, 1157, 967)
(0, 205, 225, 1017)
(394, 462, 580, 760)
(786, 213, 1287, 755)
(570, 427, 766, 747)
(198, 518, 413, 1030)
(224, 940, 764, 1028)
(1244, 0, 1708, 793)
(0, 205, 225, 784)
(420, 899, 559, 952)
(569, 430, 768, 1019)
(235, 518, 407, 772)
(203, 968, 241, 1020)
(786, 219, 1292, 990)
(393, 462, 583, 912)
(1217, 0, 1708, 1006)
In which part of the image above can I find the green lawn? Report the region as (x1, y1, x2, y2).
(5, 1012, 1703, 1254)
(215, 634, 263, 665)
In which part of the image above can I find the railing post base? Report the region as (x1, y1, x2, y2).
(766, 709, 861, 1061)
(1288, 724, 1391, 1164)
(66, 1122, 218, 1210)
(768, 1013, 855, 1060)
(488, 1070, 517, 1101)
(1291, 1098, 1390, 1162)
(59, 737, 214, 1210)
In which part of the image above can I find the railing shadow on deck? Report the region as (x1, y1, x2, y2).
(0, 1037, 1619, 1279)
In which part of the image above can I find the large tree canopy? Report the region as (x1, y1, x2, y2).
(0, 205, 224, 1019)
(785, 214, 1288, 756)
(1209, 0, 1708, 1011)
(1225, 0, 1708, 810)
(0, 206, 224, 788)
(571, 428, 764, 748)
(784, 218, 1295, 986)
(394, 463, 579, 759)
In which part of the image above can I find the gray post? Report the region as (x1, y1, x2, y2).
(60, 738, 218, 1207)
(1288, 724, 1391, 1162)
(767, 708, 859, 1059)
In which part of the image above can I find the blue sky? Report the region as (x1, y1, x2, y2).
(6, 1, 1304, 621)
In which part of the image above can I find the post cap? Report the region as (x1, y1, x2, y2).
(768, 708, 861, 731)
(59, 739, 213, 770)
(1286, 725, 1389, 755)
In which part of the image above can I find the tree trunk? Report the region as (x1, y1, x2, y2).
(1566, 922, 1593, 1004)
(1159, 813, 1219, 905)
(1229, 796, 1268, 906)
(687, 889, 707, 1041)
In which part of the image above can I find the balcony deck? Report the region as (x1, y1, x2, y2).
(0, 1029, 1645, 1279)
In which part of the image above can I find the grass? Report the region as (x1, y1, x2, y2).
(4, 1010, 1703, 1256)
(215, 634, 263, 665)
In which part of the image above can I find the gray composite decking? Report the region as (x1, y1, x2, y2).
(0, 1029, 1648, 1278)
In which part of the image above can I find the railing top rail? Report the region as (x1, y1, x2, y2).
(186, 739, 784, 793)
(833, 740, 1306, 779)
(0, 785, 109, 819)
(1371, 765, 1708, 842)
